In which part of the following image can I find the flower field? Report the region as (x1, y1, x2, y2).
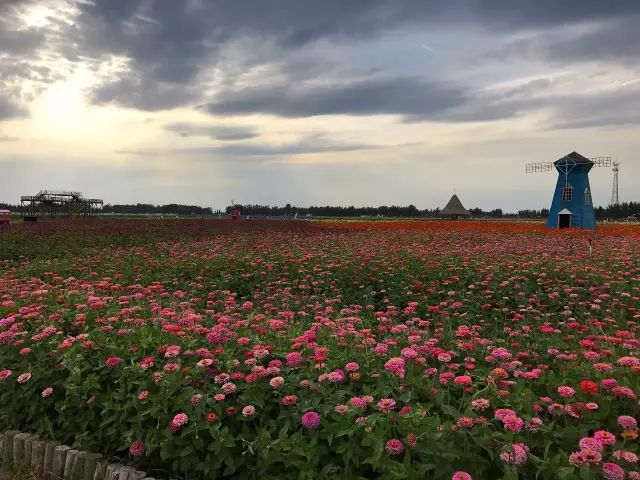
(1, 219, 639, 479)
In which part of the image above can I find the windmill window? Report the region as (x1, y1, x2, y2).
(584, 187, 592, 205)
(562, 184, 573, 202)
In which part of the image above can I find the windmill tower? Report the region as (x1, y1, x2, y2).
(526, 151, 611, 229)
(611, 161, 620, 206)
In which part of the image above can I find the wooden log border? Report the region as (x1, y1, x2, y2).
(0, 431, 155, 480)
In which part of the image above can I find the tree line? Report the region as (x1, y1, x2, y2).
(2, 201, 638, 219)
(0, 202, 213, 216)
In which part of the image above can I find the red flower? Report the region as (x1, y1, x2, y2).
(580, 380, 599, 395)
(206, 412, 218, 423)
(129, 441, 145, 457)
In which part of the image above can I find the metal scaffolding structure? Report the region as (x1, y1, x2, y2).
(20, 190, 103, 219)
(611, 161, 620, 206)
(525, 156, 612, 173)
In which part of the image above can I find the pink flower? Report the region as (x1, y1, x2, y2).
(557, 386, 575, 398)
(302, 411, 321, 430)
(579, 437, 603, 452)
(163, 363, 180, 372)
(594, 430, 616, 446)
(269, 376, 285, 388)
(494, 408, 516, 422)
(471, 399, 490, 411)
(164, 345, 181, 358)
(377, 398, 397, 413)
(500, 443, 529, 465)
(400, 347, 418, 359)
(104, 356, 122, 367)
(137, 390, 149, 400)
(41, 387, 53, 398)
(169, 412, 188, 431)
(456, 417, 474, 429)
(334, 405, 349, 415)
(503, 415, 524, 432)
(618, 416, 638, 429)
(129, 441, 145, 457)
(326, 369, 346, 383)
(385, 439, 404, 455)
(281, 395, 297, 406)
(286, 351, 303, 367)
(345, 362, 360, 372)
(526, 417, 543, 432)
(242, 405, 256, 417)
(0, 369, 12, 380)
(196, 358, 213, 368)
(602, 463, 625, 480)
(384, 357, 405, 378)
(452, 472, 472, 480)
(17, 372, 31, 383)
(222, 382, 236, 394)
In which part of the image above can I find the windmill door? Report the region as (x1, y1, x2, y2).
(557, 208, 572, 229)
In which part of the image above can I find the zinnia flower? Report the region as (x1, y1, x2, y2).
(104, 356, 122, 367)
(557, 386, 575, 398)
(269, 376, 285, 388)
(385, 439, 404, 455)
(594, 430, 616, 446)
(169, 412, 188, 431)
(129, 441, 145, 457)
(618, 415, 638, 429)
(452, 472, 472, 480)
(602, 463, 625, 480)
(242, 405, 256, 417)
(301, 411, 321, 430)
(206, 412, 218, 422)
(377, 398, 397, 413)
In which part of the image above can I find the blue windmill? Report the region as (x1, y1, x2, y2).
(526, 152, 612, 229)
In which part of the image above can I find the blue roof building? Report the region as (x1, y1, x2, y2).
(546, 152, 596, 229)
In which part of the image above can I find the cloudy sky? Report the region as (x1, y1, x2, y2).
(1, 0, 639, 211)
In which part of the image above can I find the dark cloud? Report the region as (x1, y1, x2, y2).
(164, 122, 258, 141)
(90, 77, 199, 111)
(207, 135, 375, 157)
(549, 85, 640, 129)
(546, 16, 640, 63)
(61, 0, 640, 111)
(0, 95, 26, 120)
(489, 15, 640, 65)
(204, 77, 468, 119)
(115, 134, 388, 158)
(4, 0, 640, 118)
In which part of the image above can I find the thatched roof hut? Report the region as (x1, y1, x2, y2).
(439, 194, 471, 219)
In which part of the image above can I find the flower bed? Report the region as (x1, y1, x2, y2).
(0, 220, 639, 479)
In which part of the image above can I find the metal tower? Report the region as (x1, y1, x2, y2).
(611, 161, 620, 206)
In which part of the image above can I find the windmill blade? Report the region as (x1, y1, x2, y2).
(526, 162, 554, 173)
(590, 157, 612, 167)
